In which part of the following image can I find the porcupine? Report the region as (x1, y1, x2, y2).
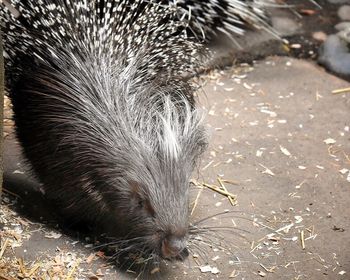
(1, 0, 271, 261)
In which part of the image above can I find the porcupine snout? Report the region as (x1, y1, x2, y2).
(161, 234, 189, 260)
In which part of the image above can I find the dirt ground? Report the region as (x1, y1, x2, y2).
(1, 2, 350, 280)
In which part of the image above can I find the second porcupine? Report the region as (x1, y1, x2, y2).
(1, 0, 271, 261)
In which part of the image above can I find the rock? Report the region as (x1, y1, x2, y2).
(335, 21, 350, 31)
(338, 5, 350, 21)
(318, 34, 350, 77)
(338, 27, 350, 43)
(271, 17, 300, 36)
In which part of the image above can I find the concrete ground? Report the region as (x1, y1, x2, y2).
(1, 56, 349, 279)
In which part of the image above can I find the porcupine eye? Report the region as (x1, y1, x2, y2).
(138, 197, 156, 218)
(138, 199, 144, 209)
(130, 181, 155, 217)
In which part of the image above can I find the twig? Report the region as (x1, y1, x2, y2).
(259, 263, 275, 273)
(0, 238, 9, 259)
(202, 160, 214, 171)
(300, 230, 305, 250)
(203, 183, 237, 200)
(27, 263, 41, 277)
(343, 151, 350, 164)
(221, 179, 239, 185)
(18, 258, 27, 277)
(190, 188, 203, 216)
(0, 274, 15, 280)
(217, 178, 236, 206)
(65, 259, 81, 280)
(332, 87, 350, 94)
(2, 188, 21, 198)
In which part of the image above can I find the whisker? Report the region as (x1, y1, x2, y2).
(187, 242, 209, 262)
(92, 236, 147, 250)
(190, 225, 251, 234)
(192, 210, 248, 225)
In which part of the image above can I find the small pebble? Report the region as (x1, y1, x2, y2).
(313, 31, 327, 42)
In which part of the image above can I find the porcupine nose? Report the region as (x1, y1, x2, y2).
(161, 235, 189, 260)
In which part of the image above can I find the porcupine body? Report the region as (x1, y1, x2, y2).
(1, 0, 271, 260)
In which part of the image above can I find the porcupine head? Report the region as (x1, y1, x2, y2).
(1, 1, 208, 260)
